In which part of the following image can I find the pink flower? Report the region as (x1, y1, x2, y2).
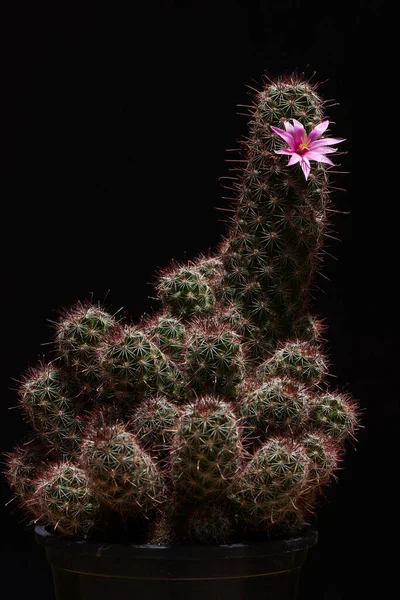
(270, 119, 345, 180)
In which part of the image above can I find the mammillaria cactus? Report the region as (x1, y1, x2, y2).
(4, 73, 360, 545)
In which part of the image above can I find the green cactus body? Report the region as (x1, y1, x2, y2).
(184, 317, 246, 399)
(240, 377, 310, 442)
(256, 341, 328, 388)
(170, 396, 243, 501)
(220, 77, 330, 348)
(98, 326, 185, 402)
(157, 264, 215, 320)
(211, 302, 267, 360)
(80, 422, 164, 515)
(300, 432, 341, 487)
(30, 463, 101, 537)
(142, 312, 186, 357)
(55, 302, 117, 393)
(191, 254, 225, 293)
(4, 439, 48, 505)
(311, 392, 359, 442)
(18, 364, 84, 457)
(129, 396, 181, 460)
(230, 437, 310, 529)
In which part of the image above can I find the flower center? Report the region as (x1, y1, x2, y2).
(298, 136, 309, 153)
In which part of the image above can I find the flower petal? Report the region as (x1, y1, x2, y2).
(310, 137, 345, 149)
(291, 119, 307, 147)
(307, 120, 329, 143)
(288, 154, 301, 166)
(314, 146, 337, 154)
(270, 125, 295, 148)
(275, 149, 295, 155)
(300, 157, 310, 180)
(305, 151, 335, 166)
(284, 121, 295, 134)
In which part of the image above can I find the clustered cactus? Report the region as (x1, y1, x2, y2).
(4, 74, 360, 545)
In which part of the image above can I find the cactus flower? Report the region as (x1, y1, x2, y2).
(271, 119, 344, 180)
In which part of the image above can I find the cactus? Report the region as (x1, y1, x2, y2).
(29, 462, 101, 537)
(300, 432, 341, 487)
(310, 392, 359, 443)
(18, 363, 84, 457)
(219, 76, 331, 352)
(239, 377, 311, 443)
(183, 316, 246, 399)
(256, 340, 328, 388)
(98, 325, 185, 402)
(169, 396, 243, 501)
(142, 312, 186, 357)
(230, 437, 310, 529)
(54, 301, 117, 394)
(156, 262, 215, 320)
(129, 395, 181, 461)
(80, 420, 165, 515)
(3, 439, 48, 506)
(4, 72, 360, 544)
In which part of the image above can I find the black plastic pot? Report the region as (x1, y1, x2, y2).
(35, 525, 317, 600)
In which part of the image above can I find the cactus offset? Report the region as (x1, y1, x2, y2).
(80, 420, 165, 516)
(157, 263, 215, 320)
(55, 301, 117, 394)
(230, 437, 310, 529)
(29, 462, 101, 538)
(239, 377, 311, 443)
(129, 395, 181, 461)
(98, 325, 185, 402)
(170, 396, 243, 501)
(256, 340, 328, 388)
(18, 363, 84, 457)
(183, 316, 246, 399)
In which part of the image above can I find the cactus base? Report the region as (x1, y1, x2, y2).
(35, 525, 317, 600)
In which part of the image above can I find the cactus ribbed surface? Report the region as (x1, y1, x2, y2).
(4, 73, 360, 545)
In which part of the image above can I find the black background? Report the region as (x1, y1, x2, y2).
(1, 1, 395, 598)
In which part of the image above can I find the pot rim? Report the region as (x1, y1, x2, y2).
(35, 524, 318, 561)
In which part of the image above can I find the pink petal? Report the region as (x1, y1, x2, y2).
(305, 151, 335, 166)
(288, 154, 301, 166)
(284, 121, 295, 134)
(309, 137, 345, 149)
(275, 149, 295, 155)
(314, 146, 337, 154)
(307, 120, 329, 143)
(270, 125, 295, 148)
(291, 119, 307, 147)
(300, 157, 310, 180)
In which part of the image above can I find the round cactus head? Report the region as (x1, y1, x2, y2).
(170, 395, 243, 502)
(80, 421, 165, 516)
(29, 462, 101, 538)
(230, 436, 310, 530)
(156, 263, 215, 320)
(256, 340, 328, 388)
(54, 301, 118, 393)
(184, 316, 246, 399)
(142, 312, 186, 357)
(310, 392, 360, 443)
